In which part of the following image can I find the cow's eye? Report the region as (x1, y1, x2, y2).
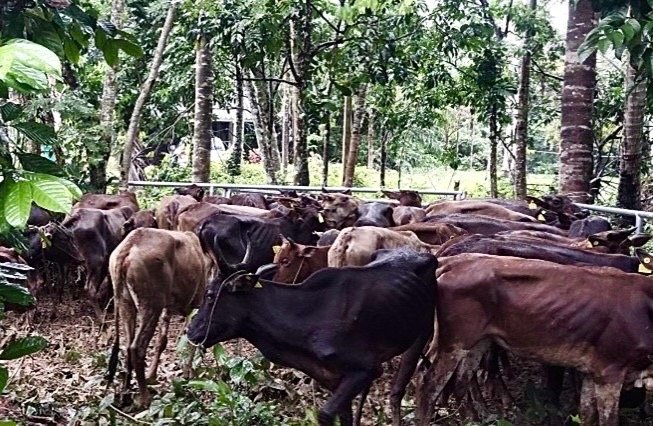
(281, 258, 290, 265)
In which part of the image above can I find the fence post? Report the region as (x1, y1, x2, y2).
(636, 215, 644, 234)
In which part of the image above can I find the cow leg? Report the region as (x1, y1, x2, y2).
(130, 307, 161, 408)
(579, 376, 597, 426)
(390, 333, 431, 426)
(318, 370, 376, 426)
(594, 376, 624, 426)
(146, 308, 170, 383)
(120, 299, 137, 395)
(415, 348, 468, 426)
(543, 365, 566, 405)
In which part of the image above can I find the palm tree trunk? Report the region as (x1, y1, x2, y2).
(366, 109, 374, 169)
(489, 104, 499, 198)
(281, 83, 290, 175)
(120, 0, 177, 186)
(321, 117, 331, 187)
(514, 0, 536, 199)
(617, 61, 647, 211)
(343, 85, 367, 187)
(340, 96, 352, 180)
(227, 60, 244, 176)
(191, 34, 213, 183)
(559, 0, 597, 202)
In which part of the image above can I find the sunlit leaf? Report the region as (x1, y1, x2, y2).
(0, 39, 62, 93)
(0, 336, 47, 360)
(4, 181, 32, 228)
(0, 281, 35, 306)
(23, 173, 72, 213)
(12, 121, 57, 147)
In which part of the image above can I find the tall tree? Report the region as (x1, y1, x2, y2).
(513, 0, 537, 199)
(120, 0, 177, 186)
(341, 96, 352, 178)
(343, 85, 367, 187)
(559, 0, 597, 202)
(366, 109, 375, 169)
(617, 60, 647, 210)
(191, 32, 213, 183)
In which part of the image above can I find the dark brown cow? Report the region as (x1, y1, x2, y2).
(174, 184, 205, 201)
(392, 206, 426, 225)
(391, 223, 467, 245)
(108, 228, 211, 407)
(61, 206, 135, 314)
(73, 190, 139, 212)
(317, 229, 340, 246)
(475, 198, 537, 216)
(423, 213, 567, 236)
(382, 190, 422, 207)
(355, 202, 394, 227)
(231, 193, 268, 209)
(156, 195, 197, 230)
(425, 200, 537, 222)
(416, 254, 653, 425)
(272, 237, 329, 283)
(203, 195, 232, 205)
(123, 210, 157, 235)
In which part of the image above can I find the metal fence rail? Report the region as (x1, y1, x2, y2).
(126, 180, 466, 200)
(574, 203, 653, 234)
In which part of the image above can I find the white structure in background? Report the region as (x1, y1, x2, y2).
(210, 96, 255, 161)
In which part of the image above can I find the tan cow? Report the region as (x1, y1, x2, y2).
(425, 200, 537, 222)
(73, 190, 139, 212)
(391, 222, 467, 245)
(156, 195, 197, 230)
(107, 228, 212, 407)
(272, 237, 330, 283)
(392, 206, 426, 225)
(328, 226, 438, 267)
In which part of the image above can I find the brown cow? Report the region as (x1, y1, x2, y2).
(174, 184, 205, 201)
(107, 228, 212, 407)
(382, 190, 422, 207)
(176, 202, 223, 232)
(416, 254, 653, 426)
(73, 190, 139, 212)
(122, 210, 157, 235)
(392, 206, 426, 225)
(328, 226, 438, 267)
(318, 193, 361, 229)
(272, 237, 329, 283)
(425, 200, 537, 222)
(391, 223, 467, 245)
(156, 195, 197, 230)
(231, 193, 268, 209)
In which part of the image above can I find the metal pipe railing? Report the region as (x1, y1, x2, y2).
(126, 180, 466, 200)
(574, 203, 653, 233)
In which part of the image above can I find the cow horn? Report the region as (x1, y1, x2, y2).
(240, 232, 253, 266)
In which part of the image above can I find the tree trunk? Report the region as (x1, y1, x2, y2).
(120, 0, 177, 186)
(380, 130, 388, 187)
(341, 96, 352, 179)
(227, 60, 244, 176)
(321, 117, 331, 187)
(90, 0, 123, 193)
(245, 75, 281, 183)
(281, 83, 291, 176)
(191, 34, 213, 183)
(559, 0, 597, 202)
(290, 82, 308, 185)
(366, 109, 374, 169)
(513, 0, 536, 199)
(489, 104, 499, 198)
(617, 61, 647, 211)
(343, 85, 366, 187)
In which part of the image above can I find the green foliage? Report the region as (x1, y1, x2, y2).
(0, 39, 62, 93)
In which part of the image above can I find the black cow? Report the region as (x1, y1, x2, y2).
(198, 209, 324, 275)
(568, 216, 611, 237)
(354, 202, 394, 227)
(317, 229, 341, 246)
(187, 249, 438, 426)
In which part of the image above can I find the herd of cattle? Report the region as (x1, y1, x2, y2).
(4, 186, 653, 426)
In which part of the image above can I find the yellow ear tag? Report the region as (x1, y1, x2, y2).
(273, 245, 281, 254)
(255, 281, 263, 288)
(317, 213, 324, 223)
(639, 264, 653, 274)
(529, 201, 537, 209)
(537, 213, 546, 222)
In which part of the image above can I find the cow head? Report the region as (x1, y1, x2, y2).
(24, 222, 81, 265)
(318, 193, 360, 229)
(272, 236, 328, 283)
(187, 270, 258, 348)
(122, 209, 157, 236)
(382, 190, 422, 207)
(316, 229, 340, 246)
(635, 248, 653, 275)
(586, 228, 650, 254)
(175, 184, 205, 201)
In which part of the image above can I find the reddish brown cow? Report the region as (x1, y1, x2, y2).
(382, 190, 422, 207)
(391, 223, 467, 245)
(392, 206, 426, 225)
(231, 193, 268, 209)
(174, 184, 205, 201)
(156, 195, 197, 230)
(425, 200, 537, 222)
(176, 202, 223, 232)
(416, 254, 653, 426)
(108, 228, 212, 407)
(73, 190, 139, 212)
(272, 237, 330, 283)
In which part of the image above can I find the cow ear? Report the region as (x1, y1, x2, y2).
(605, 227, 636, 242)
(382, 190, 398, 200)
(628, 234, 652, 248)
(301, 246, 318, 257)
(341, 189, 352, 196)
(635, 248, 653, 274)
(122, 217, 135, 236)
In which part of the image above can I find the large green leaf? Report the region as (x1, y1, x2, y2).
(23, 173, 72, 213)
(55, 177, 82, 200)
(4, 181, 32, 228)
(0, 336, 48, 360)
(17, 153, 64, 176)
(0, 281, 35, 306)
(0, 102, 23, 122)
(113, 39, 144, 57)
(12, 121, 57, 147)
(102, 41, 119, 67)
(0, 39, 62, 93)
(0, 366, 7, 393)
